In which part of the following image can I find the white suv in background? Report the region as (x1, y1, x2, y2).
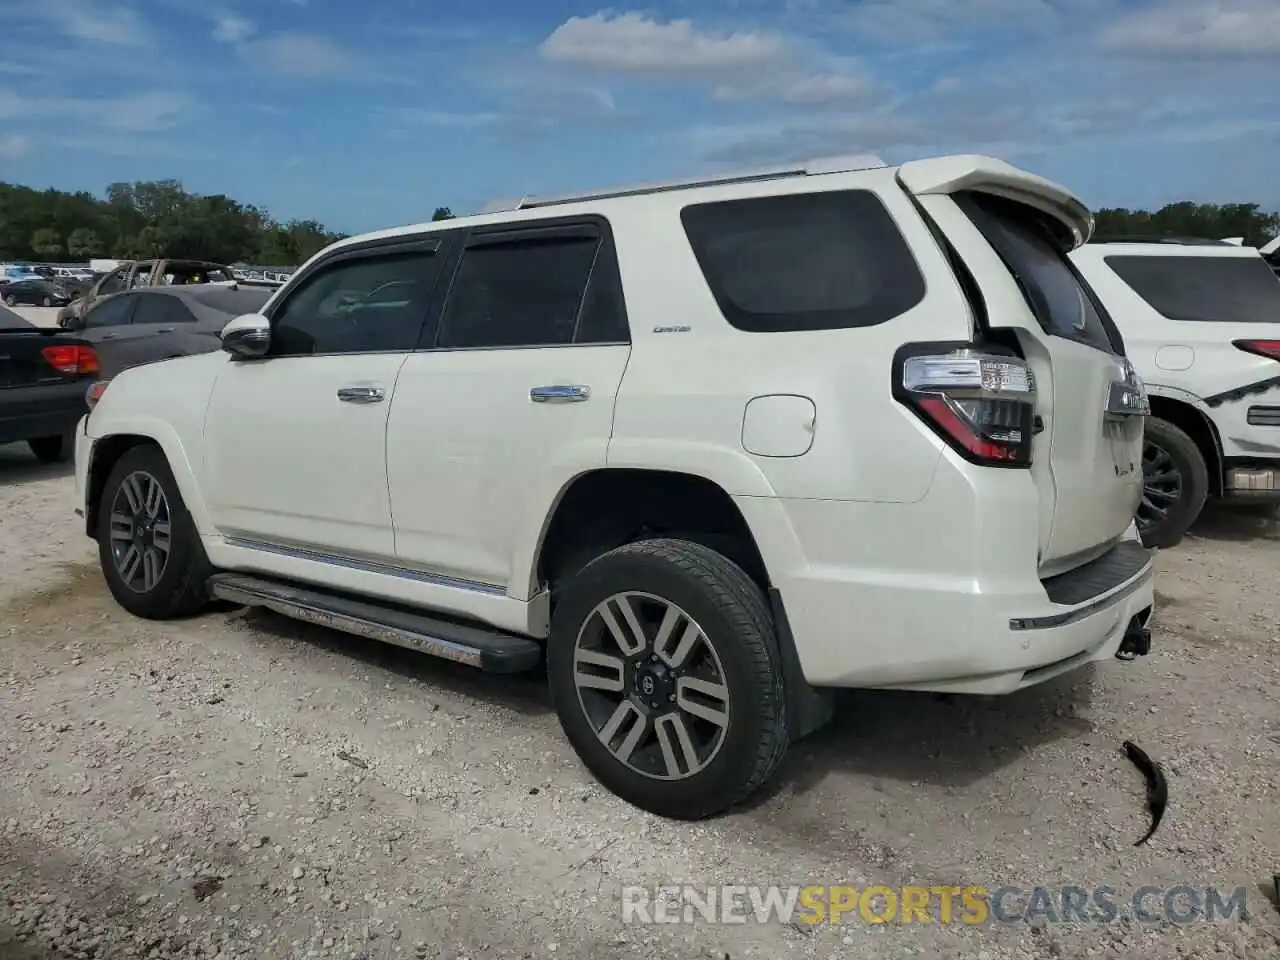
(1071, 239, 1280, 547)
(76, 154, 1154, 819)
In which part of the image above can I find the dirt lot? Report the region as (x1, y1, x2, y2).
(1, 441, 1278, 960)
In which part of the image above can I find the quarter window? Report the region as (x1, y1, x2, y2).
(270, 249, 442, 356)
(680, 189, 927, 333)
(1104, 255, 1280, 324)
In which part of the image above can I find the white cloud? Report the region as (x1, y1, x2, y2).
(539, 12, 791, 79)
(40, 0, 149, 45)
(0, 89, 191, 133)
(213, 14, 255, 44)
(0, 133, 28, 158)
(1098, 1, 1280, 58)
(246, 33, 354, 78)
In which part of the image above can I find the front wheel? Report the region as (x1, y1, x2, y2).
(97, 444, 212, 619)
(547, 538, 789, 820)
(1137, 417, 1209, 549)
(41, 296, 52, 307)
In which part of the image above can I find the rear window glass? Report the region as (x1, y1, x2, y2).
(1104, 255, 1280, 324)
(679, 189, 926, 333)
(959, 192, 1117, 354)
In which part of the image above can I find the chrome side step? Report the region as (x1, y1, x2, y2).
(208, 572, 542, 673)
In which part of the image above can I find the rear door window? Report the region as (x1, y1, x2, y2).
(133, 296, 195, 325)
(1104, 255, 1280, 323)
(84, 295, 136, 328)
(958, 192, 1118, 354)
(680, 190, 925, 333)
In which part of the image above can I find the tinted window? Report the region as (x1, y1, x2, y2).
(84, 295, 135, 328)
(269, 249, 440, 356)
(133, 296, 194, 325)
(680, 190, 925, 333)
(1105, 255, 1280, 324)
(960, 192, 1116, 354)
(436, 232, 604, 348)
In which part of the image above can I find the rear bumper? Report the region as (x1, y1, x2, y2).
(737, 491, 1156, 696)
(0, 380, 89, 444)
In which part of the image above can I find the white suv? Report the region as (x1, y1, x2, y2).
(75, 154, 1155, 819)
(1071, 239, 1280, 547)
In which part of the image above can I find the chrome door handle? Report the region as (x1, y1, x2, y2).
(530, 385, 590, 403)
(337, 385, 385, 403)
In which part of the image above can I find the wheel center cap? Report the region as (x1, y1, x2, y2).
(634, 660, 675, 708)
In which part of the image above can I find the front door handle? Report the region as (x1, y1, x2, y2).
(155, 327, 174, 334)
(337, 385, 385, 404)
(530, 385, 590, 403)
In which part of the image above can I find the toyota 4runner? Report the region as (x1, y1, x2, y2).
(75, 153, 1155, 819)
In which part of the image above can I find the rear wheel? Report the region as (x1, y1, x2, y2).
(28, 434, 71, 463)
(3, 294, 15, 307)
(1137, 417, 1209, 549)
(547, 538, 788, 820)
(97, 444, 212, 619)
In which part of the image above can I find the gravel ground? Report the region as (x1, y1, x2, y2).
(1, 439, 1278, 960)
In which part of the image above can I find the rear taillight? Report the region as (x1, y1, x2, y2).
(1233, 339, 1280, 362)
(86, 380, 109, 410)
(40, 343, 99, 375)
(897, 348, 1037, 467)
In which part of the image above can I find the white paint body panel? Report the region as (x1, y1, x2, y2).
(76, 153, 1154, 695)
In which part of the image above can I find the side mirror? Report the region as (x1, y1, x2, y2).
(220, 313, 271, 359)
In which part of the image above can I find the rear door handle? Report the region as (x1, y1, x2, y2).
(530, 385, 590, 403)
(337, 384, 385, 404)
(155, 327, 174, 334)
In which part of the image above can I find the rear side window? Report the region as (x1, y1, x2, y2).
(133, 296, 195, 325)
(1104, 255, 1280, 324)
(680, 190, 926, 333)
(436, 223, 628, 349)
(959, 192, 1117, 354)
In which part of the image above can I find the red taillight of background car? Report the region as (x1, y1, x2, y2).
(895, 346, 1037, 468)
(1233, 339, 1280, 362)
(40, 343, 99, 375)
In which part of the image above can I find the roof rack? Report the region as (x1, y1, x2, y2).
(1091, 236, 1234, 246)
(479, 154, 888, 215)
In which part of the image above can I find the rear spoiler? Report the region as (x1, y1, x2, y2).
(897, 154, 1093, 249)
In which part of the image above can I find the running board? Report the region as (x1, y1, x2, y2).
(207, 573, 542, 673)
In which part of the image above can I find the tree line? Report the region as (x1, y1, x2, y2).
(0, 178, 1274, 267)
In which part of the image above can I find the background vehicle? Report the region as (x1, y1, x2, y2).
(3, 278, 74, 308)
(57, 258, 246, 328)
(69, 286, 273, 380)
(76, 153, 1153, 819)
(1, 311, 98, 462)
(1072, 239, 1280, 547)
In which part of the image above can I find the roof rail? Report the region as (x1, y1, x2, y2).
(1091, 235, 1234, 246)
(480, 154, 888, 214)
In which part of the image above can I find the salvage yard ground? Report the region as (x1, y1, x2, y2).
(1, 344, 1279, 959)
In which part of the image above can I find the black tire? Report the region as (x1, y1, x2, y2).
(97, 444, 212, 619)
(3, 295, 15, 307)
(1138, 417, 1209, 549)
(547, 538, 788, 820)
(27, 434, 71, 463)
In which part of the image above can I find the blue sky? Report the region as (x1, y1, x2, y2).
(1, 0, 1278, 235)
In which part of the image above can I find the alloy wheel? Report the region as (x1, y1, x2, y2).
(1137, 440, 1184, 533)
(572, 591, 730, 781)
(108, 470, 173, 593)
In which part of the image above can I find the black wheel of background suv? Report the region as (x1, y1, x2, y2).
(547, 538, 789, 820)
(27, 433, 71, 464)
(1137, 417, 1208, 549)
(97, 444, 212, 619)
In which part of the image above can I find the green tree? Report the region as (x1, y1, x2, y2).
(431, 206, 454, 221)
(30, 227, 63, 258)
(66, 227, 103, 259)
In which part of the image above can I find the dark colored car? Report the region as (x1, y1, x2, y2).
(3, 279, 74, 308)
(0, 309, 98, 462)
(67, 285, 273, 379)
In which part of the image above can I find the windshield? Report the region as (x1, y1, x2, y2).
(1104, 254, 1280, 324)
